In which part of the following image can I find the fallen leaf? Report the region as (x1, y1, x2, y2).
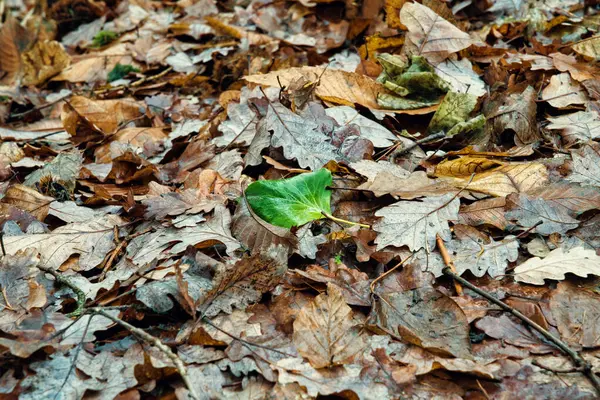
(53, 43, 135, 83)
(325, 106, 398, 147)
(506, 193, 580, 235)
(293, 283, 366, 368)
(231, 197, 299, 255)
(549, 282, 600, 348)
(1, 184, 53, 221)
(475, 315, 555, 352)
(400, 2, 472, 62)
(438, 162, 548, 197)
(23, 151, 83, 194)
(0, 17, 31, 85)
(22, 40, 70, 86)
(374, 193, 460, 251)
(374, 286, 472, 358)
(550, 52, 596, 82)
(572, 35, 600, 59)
(485, 86, 540, 146)
(62, 96, 143, 136)
(4, 215, 124, 271)
(513, 246, 600, 285)
(245, 67, 389, 110)
(0, 249, 46, 311)
(546, 111, 600, 143)
(458, 197, 508, 230)
(434, 57, 486, 97)
(541, 73, 588, 108)
(245, 169, 332, 229)
(568, 145, 600, 188)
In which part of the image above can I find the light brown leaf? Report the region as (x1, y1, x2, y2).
(513, 246, 600, 285)
(572, 35, 600, 60)
(231, 197, 298, 256)
(400, 2, 472, 62)
(22, 40, 70, 86)
(62, 96, 143, 136)
(293, 283, 366, 368)
(541, 73, 587, 108)
(94, 127, 168, 163)
(458, 197, 508, 230)
(1, 184, 53, 221)
(53, 43, 134, 83)
(245, 67, 388, 110)
(437, 162, 548, 197)
(550, 52, 596, 82)
(0, 17, 31, 85)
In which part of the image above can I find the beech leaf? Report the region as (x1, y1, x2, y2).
(293, 283, 366, 368)
(245, 169, 332, 229)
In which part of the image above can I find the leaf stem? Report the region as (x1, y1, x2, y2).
(322, 212, 370, 229)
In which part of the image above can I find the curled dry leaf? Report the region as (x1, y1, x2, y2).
(231, 197, 299, 256)
(513, 246, 600, 285)
(293, 283, 366, 368)
(1, 184, 54, 221)
(485, 86, 540, 146)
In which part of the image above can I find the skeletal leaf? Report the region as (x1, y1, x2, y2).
(374, 193, 460, 251)
(293, 284, 366, 368)
(513, 246, 600, 285)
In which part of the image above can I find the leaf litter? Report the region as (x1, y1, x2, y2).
(1, 0, 600, 399)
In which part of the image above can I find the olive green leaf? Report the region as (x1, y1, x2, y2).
(245, 169, 333, 229)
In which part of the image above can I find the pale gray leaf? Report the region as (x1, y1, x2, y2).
(568, 145, 600, 187)
(325, 106, 398, 147)
(506, 193, 579, 235)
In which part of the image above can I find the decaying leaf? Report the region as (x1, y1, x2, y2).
(374, 286, 471, 358)
(572, 35, 600, 59)
(1, 184, 54, 221)
(293, 283, 366, 368)
(485, 86, 540, 146)
(374, 193, 460, 251)
(0, 249, 46, 311)
(506, 193, 580, 235)
(62, 96, 144, 136)
(513, 246, 600, 285)
(569, 145, 600, 188)
(549, 282, 600, 348)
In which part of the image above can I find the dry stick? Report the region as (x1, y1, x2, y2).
(390, 131, 446, 162)
(435, 238, 600, 396)
(436, 235, 463, 295)
(89, 307, 200, 400)
(370, 254, 414, 294)
(36, 264, 86, 317)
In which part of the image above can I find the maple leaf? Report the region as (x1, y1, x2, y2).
(374, 193, 460, 251)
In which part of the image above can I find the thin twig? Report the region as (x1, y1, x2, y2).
(36, 264, 86, 317)
(89, 308, 200, 400)
(390, 131, 446, 162)
(436, 240, 600, 396)
(436, 234, 463, 295)
(370, 254, 414, 294)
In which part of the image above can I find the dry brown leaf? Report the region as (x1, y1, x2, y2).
(400, 2, 472, 62)
(541, 73, 588, 108)
(550, 52, 596, 82)
(94, 127, 168, 163)
(549, 282, 600, 348)
(374, 286, 472, 358)
(0, 17, 31, 85)
(53, 43, 134, 83)
(293, 283, 366, 368)
(437, 162, 548, 197)
(245, 67, 388, 110)
(62, 96, 143, 136)
(22, 40, 70, 86)
(1, 184, 54, 221)
(0, 249, 46, 311)
(485, 86, 540, 146)
(458, 197, 508, 230)
(475, 314, 555, 353)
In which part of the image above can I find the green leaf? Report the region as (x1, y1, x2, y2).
(245, 169, 332, 229)
(427, 92, 480, 134)
(91, 30, 118, 47)
(108, 63, 140, 82)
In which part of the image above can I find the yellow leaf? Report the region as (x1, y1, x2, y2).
(572, 35, 600, 60)
(62, 96, 143, 136)
(22, 40, 70, 86)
